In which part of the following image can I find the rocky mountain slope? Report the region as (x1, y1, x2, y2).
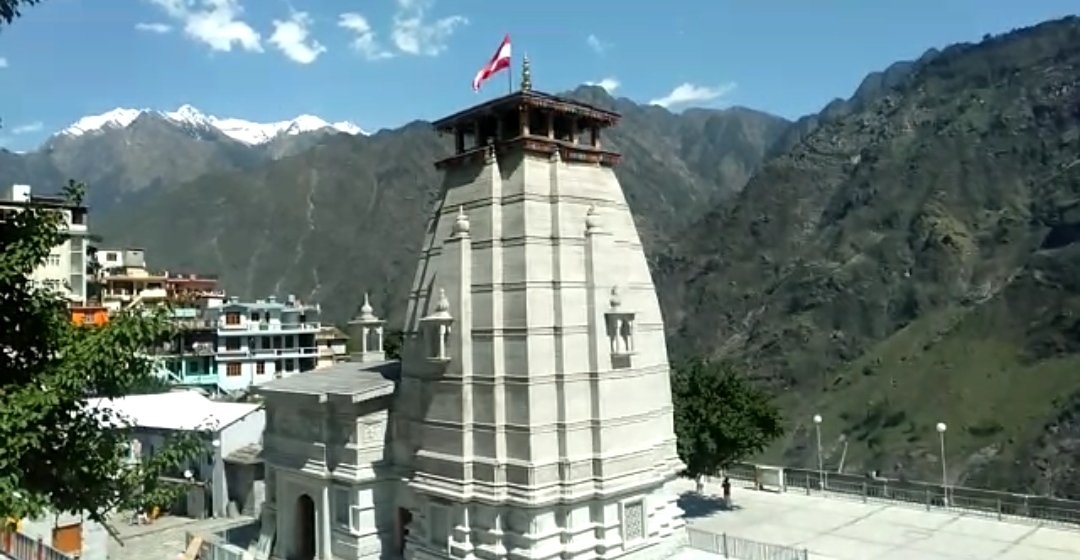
(659, 16, 1080, 497)
(93, 87, 791, 324)
(1, 105, 365, 211)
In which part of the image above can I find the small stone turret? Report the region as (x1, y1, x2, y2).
(348, 293, 385, 363)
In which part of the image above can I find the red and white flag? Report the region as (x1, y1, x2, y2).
(472, 34, 512, 92)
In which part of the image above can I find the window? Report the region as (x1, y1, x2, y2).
(225, 337, 241, 351)
(275, 360, 283, 372)
(334, 487, 352, 528)
(262, 337, 271, 350)
(256, 362, 265, 375)
(225, 312, 240, 325)
(285, 360, 295, 372)
(105, 253, 118, 262)
(47, 254, 61, 267)
(226, 363, 241, 377)
(251, 312, 261, 322)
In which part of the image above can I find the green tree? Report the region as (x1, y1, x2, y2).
(0, 180, 202, 526)
(672, 357, 785, 492)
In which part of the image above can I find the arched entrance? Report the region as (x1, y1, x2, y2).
(293, 494, 316, 560)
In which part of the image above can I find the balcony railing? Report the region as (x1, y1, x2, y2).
(250, 347, 319, 357)
(216, 348, 248, 357)
(0, 529, 75, 560)
(172, 318, 215, 330)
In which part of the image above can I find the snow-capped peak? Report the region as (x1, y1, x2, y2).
(61, 108, 144, 136)
(56, 105, 367, 145)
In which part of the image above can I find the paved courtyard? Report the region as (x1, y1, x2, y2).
(91, 485, 1080, 560)
(679, 480, 1080, 560)
(107, 514, 256, 560)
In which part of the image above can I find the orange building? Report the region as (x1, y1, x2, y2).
(71, 305, 109, 327)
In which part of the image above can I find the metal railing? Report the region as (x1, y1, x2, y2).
(0, 530, 74, 560)
(724, 462, 1080, 530)
(185, 519, 261, 560)
(687, 527, 807, 560)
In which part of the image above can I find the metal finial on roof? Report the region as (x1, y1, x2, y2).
(520, 54, 532, 92)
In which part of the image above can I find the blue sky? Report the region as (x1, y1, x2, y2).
(0, 0, 1077, 150)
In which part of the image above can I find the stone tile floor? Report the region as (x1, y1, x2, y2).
(675, 478, 1080, 560)
(99, 481, 1080, 560)
(106, 514, 255, 560)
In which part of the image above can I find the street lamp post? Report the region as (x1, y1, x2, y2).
(936, 422, 948, 505)
(813, 414, 824, 490)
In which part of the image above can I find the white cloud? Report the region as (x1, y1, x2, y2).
(269, 11, 326, 64)
(135, 22, 172, 33)
(338, 13, 394, 61)
(0, 57, 7, 68)
(585, 78, 620, 93)
(389, 0, 467, 57)
(146, 0, 262, 53)
(11, 122, 43, 135)
(586, 34, 609, 55)
(649, 82, 737, 109)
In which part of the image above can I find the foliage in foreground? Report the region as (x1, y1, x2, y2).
(672, 357, 785, 482)
(0, 181, 201, 524)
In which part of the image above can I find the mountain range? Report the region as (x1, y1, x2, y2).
(55, 105, 365, 144)
(5, 16, 1080, 498)
(3, 106, 366, 211)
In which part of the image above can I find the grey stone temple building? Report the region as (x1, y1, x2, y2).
(255, 69, 687, 560)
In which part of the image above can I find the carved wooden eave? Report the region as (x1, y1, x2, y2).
(432, 90, 620, 134)
(435, 136, 621, 171)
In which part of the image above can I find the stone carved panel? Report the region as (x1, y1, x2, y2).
(622, 501, 645, 542)
(361, 420, 386, 446)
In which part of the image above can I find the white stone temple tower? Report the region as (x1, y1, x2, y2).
(393, 63, 685, 560)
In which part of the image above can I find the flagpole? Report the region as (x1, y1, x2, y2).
(507, 52, 513, 94)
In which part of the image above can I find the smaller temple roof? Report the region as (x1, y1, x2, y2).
(255, 360, 399, 403)
(432, 89, 620, 133)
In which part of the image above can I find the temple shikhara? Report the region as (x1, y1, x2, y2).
(256, 60, 687, 560)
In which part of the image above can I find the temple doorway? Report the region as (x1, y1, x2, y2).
(293, 494, 316, 560)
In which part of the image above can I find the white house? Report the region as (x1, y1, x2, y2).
(87, 390, 266, 518)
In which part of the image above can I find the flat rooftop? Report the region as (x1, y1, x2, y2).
(676, 478, 1080, 560)
(255, 359, 399, 402)
(87, 390, 261, 431)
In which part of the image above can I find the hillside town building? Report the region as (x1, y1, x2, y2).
(0, 183, 90, 303)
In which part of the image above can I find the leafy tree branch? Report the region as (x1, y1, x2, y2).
(0, 178, 201, 528)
